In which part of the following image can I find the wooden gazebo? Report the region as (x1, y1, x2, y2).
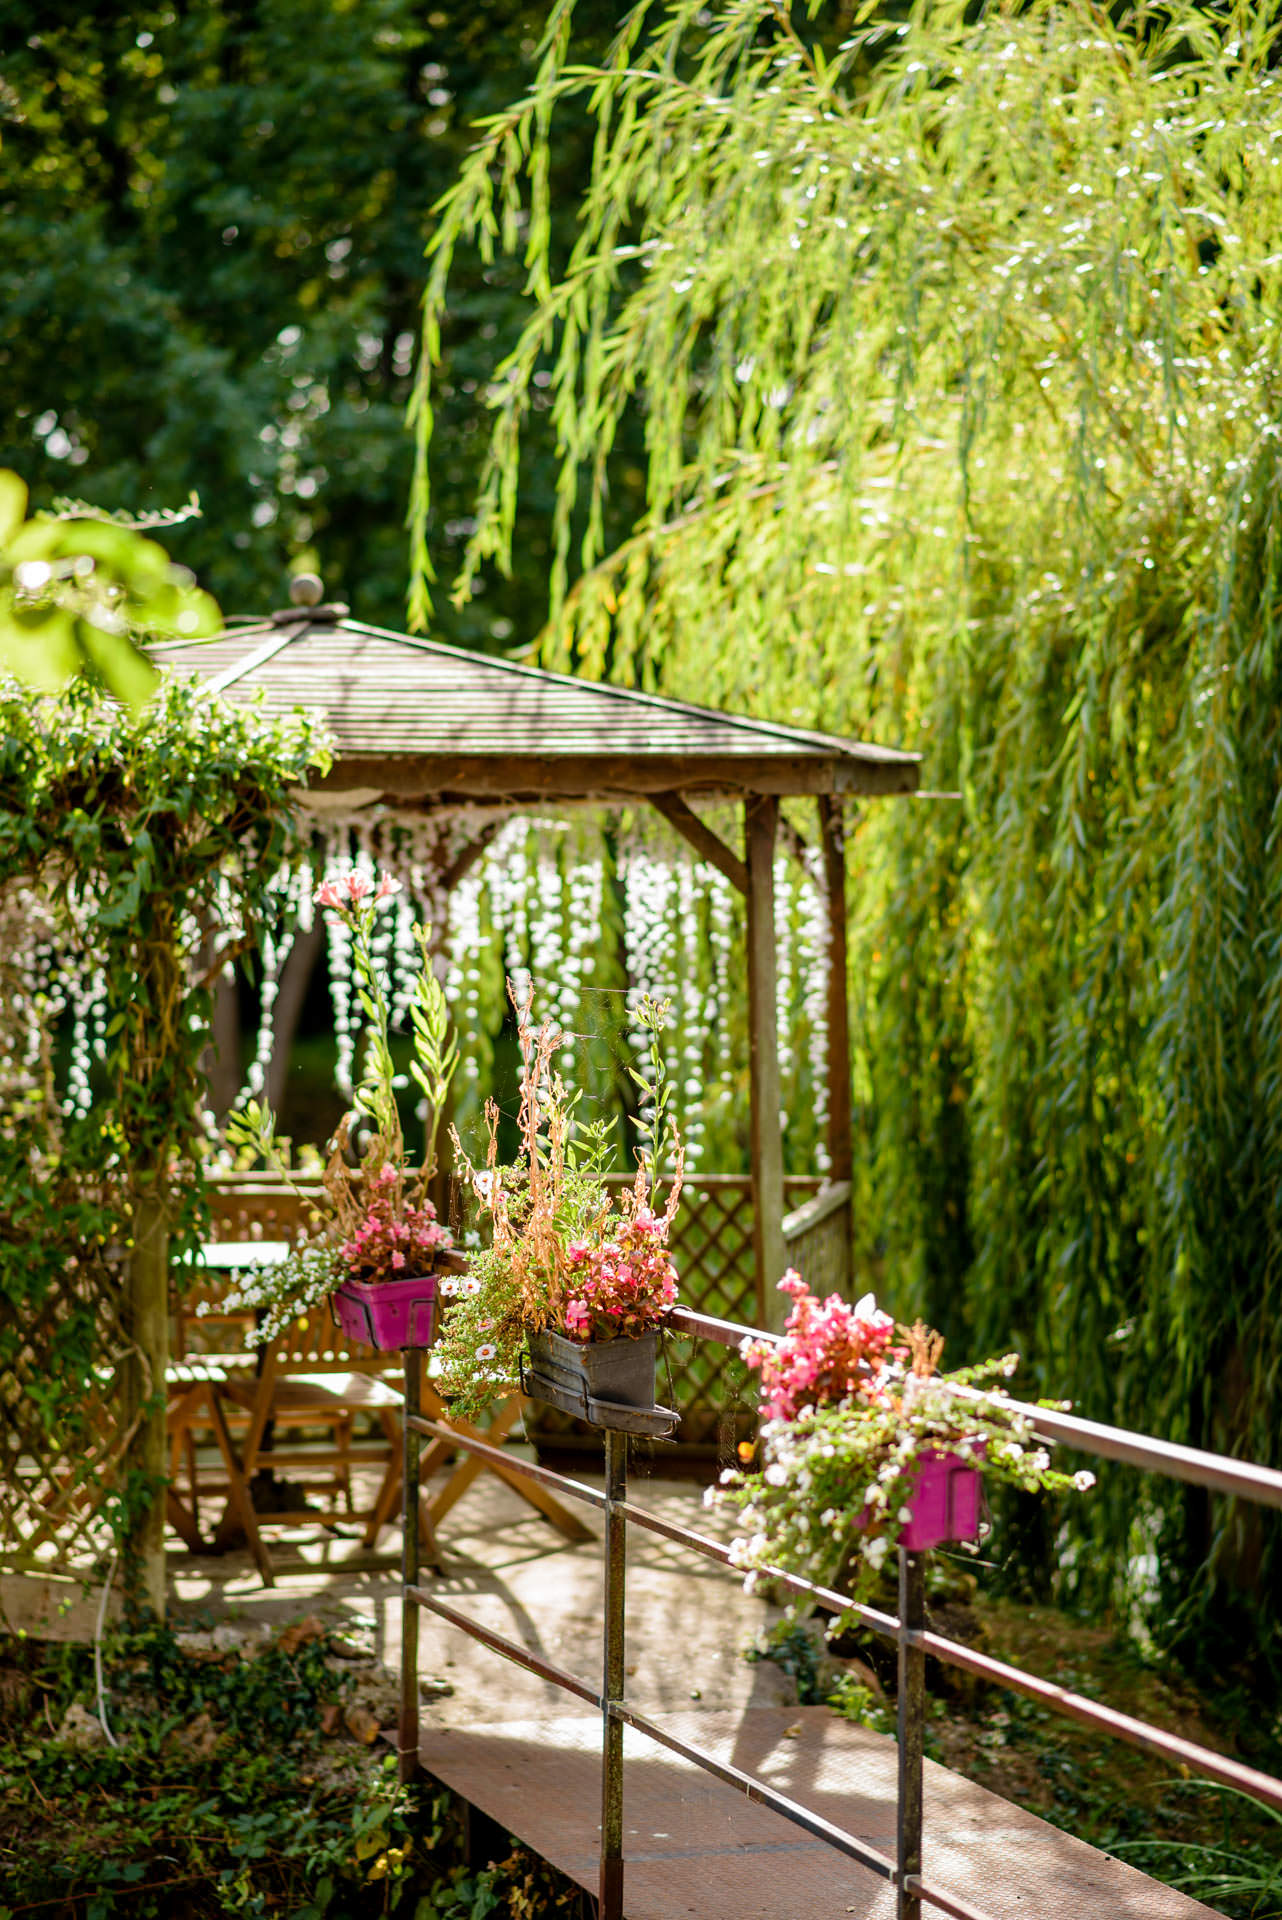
(158, 580, 920, 1329)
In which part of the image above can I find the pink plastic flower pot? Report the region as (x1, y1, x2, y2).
(332, 1272, 438, 1351)
(897, 1450, 983, 1550)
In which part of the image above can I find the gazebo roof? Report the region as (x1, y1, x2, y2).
(155, 603, 919, 806)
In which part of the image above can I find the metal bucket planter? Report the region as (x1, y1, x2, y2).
(332, 1272, 439, 1351)
(897, 1449, 984, 1550)
(522, 1327, 678, 1437)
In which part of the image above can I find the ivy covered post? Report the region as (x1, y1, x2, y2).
(124, 1190, 170, 1615)
(0, 674, 327, 1615)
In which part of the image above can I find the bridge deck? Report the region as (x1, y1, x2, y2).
(419, 1702, 1218, 1920)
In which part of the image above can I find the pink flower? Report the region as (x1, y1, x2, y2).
(566, 1240, 589, 1266)
(376, 1164, 398, 1187)
(314, 878, 344, 910)
(375, 872, 403, 901)
(391, 1250, 405, 1269)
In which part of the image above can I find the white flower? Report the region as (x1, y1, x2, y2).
(897, 1507, 913, 1525)
(438, 1277, 458, 1297)
(1029, 1449, 1050, 1473)
(1073, 1470, 1097, 1492)
(863, 1535, 890, 1570)
(475, 1342, 497, 1361)
(702, 1486, 718, 1509)
(718, 1467, 737, 1485)
(744, 1571, 759, 1596)
(820, 1508, 838, 1528)
(764, 1463, 788, 1487)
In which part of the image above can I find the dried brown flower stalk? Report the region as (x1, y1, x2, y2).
(899, 1319, 946, 1380)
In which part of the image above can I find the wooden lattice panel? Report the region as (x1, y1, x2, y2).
(781, 1182, 852, 1302)
(525, 1179, 761, 1452)
(0, 1267, 141, 1574)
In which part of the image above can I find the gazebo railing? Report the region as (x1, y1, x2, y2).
(782, 1177, 852, 1298)
(398, 1301, 1282, 1920)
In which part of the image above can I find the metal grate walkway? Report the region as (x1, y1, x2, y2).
(418, 1704, 1220, 1920)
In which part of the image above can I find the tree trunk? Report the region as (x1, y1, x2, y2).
(124, 1189, 168, 1620)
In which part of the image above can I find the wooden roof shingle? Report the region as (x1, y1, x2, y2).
(155, 612, 919, 804)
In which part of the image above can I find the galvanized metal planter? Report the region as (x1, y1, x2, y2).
(522, 1327, 678, 1437)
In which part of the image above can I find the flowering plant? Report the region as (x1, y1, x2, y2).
(432, 985, 681, 1422)
(219, 866, 458, 1339)
(562, 1210, 678, 1341)
(711, 1272, 1093, 1606)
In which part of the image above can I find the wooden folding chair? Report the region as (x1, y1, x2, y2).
(169, 1254, 420, 1584)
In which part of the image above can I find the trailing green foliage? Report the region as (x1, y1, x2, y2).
(0, 674, 327, 1543)
(412, 0, 1282, 1664)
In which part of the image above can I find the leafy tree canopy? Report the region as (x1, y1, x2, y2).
(0, 0, 623, 644)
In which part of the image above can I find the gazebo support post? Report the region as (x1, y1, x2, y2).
(745, 795, 787, 1330)
(819, 795, 854, 1294)
(124, 1188, 169, 1620)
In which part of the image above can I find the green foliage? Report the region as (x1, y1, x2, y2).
(0, 0, 631, 643)
(412, 0, 1282, 1661)
(0, 1624, 578, 1919)
(0, 673, 327, 1537)
(0, 469, 218, 706)
(1116, 1786, 1282, 1918)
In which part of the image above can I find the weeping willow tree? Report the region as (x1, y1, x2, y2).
(410, 0, 1282, 1662)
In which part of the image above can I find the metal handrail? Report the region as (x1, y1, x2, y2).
(399, 1309, 1282, 1920)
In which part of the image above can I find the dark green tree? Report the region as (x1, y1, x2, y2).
(0, 0, 622, 642)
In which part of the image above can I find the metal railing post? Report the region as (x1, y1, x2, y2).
(399, 1349, 423, 1784)
(600, 1428, 628, 1920)
(896, 1547, 926, 1920)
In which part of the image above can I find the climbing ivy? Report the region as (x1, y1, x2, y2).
(0, 671, 328, 1542)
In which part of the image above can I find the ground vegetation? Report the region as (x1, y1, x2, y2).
(0, 1617, 580, 1919)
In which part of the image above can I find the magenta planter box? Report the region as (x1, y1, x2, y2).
(898, 1450, 983, 1550)
(332, 1272, 438, 1351)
